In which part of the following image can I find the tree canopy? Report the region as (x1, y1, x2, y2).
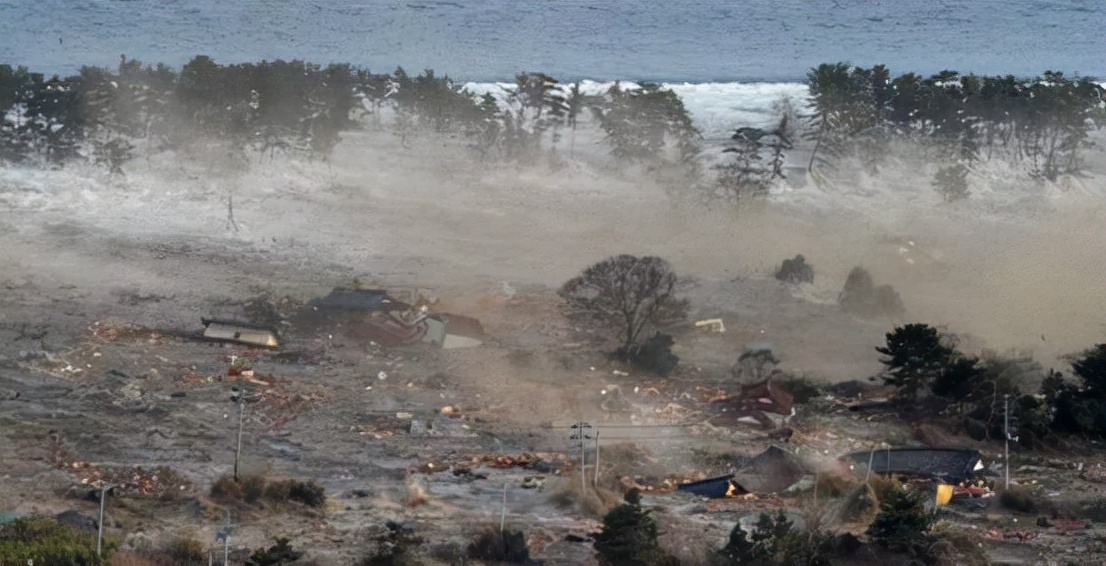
(558, 255, 689, 355)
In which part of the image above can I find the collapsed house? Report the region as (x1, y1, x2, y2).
(676, 474, 746, 499)
(675, 445, 807, 499)
(295, 287, 483, 348)
(710, 376, 795, 429)
(735, 445, 807, 494)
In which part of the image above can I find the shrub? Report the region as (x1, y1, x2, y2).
(210, 474, 243, 500)
(625, 332, 679, 377)
(287, 480, 327, 508)
(776, 255, 814, 284)
(246, 537, 304, 566)
(0, 515, 109, 565)
(359, 521, 423, 566)
(866, 485, 935, 553)
(1074, 498, 1106, 522)
(241, 474, 266, 504)
(999, 486, 1051, 514)
(467, 526, 531, 563)
(777, 375, 823, 404)
(719, 511, 834, 566)
(593, 489, 679, 566)
(263, 479, 292, 503)
(924, 522, 990, 566)
(211, 475, 326, 509)
(163, 535, 206, 565)
(838, 267, 904, 318)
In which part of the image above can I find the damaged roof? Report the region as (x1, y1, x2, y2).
(735, 445, 807, 493)
(676, 474, 745, 499)
(843, 448, 985, 483)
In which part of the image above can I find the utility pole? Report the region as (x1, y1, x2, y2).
(500, 481, 508, 533)
(97, 483, 115, 557)
(220, 510, 234, 566)
(1004, 394, 1010, 489)
(231, 387, 260, 482)
(594, 430, 601, 487)
(234, 390, 246, 481)
(570, 422, 592, 494)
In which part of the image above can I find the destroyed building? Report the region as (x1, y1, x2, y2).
(294, 287, 483, 348)
(710, 376, 795, 429)
(842, 448, 985, 484)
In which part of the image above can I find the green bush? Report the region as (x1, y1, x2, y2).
(466, 526, 530, 563)
(211, 475, 325, 509)
(999, 486, 1051, 514)
(164, 535, 206, 565)
(0, 516, 108, 565)
(210, 474, 243, 500)
(241, 474, 267, 504)
(246, 537, 304, 566)
(718, 511, 834, 566)
(263, 479, 293, 503)
(866, 485, 935, 553)
(359, 521, 423, 566)
(839, 267, 904, 318)
(287, 480, 327, 508)
(626, 332, 680, 377)
(776, 255, 814, 284)
(924, 522, 990, 566)
(593, 489, 680, 566)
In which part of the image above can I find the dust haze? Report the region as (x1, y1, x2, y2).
(3, 92, 1106, 562)
(2, 123, 1102, 380)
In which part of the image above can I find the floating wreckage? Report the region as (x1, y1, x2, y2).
(201, 318, 279, 348)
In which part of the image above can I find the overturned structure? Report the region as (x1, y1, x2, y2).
(200, 318, 280, 348)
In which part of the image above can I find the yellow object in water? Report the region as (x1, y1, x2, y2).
(936, 483, 954, 506)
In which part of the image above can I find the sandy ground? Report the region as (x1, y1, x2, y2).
(1, 128, 1104, 563)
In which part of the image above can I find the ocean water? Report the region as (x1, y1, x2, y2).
(1, 0, 1103, 135)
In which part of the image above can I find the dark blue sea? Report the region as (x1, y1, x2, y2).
(2, 0, 1103, 83)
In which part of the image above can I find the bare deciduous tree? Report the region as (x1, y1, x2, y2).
(558, 255, 689, 356)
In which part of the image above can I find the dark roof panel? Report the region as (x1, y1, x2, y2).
(843, 448, 984, 483)
(308, 288, 392, 311)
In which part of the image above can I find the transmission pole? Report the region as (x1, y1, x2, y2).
(234, 392, 245, 481)
(1004, 394, 1010, 489)
(570, 422, 593, 494)
(97, 483, 115, 557)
